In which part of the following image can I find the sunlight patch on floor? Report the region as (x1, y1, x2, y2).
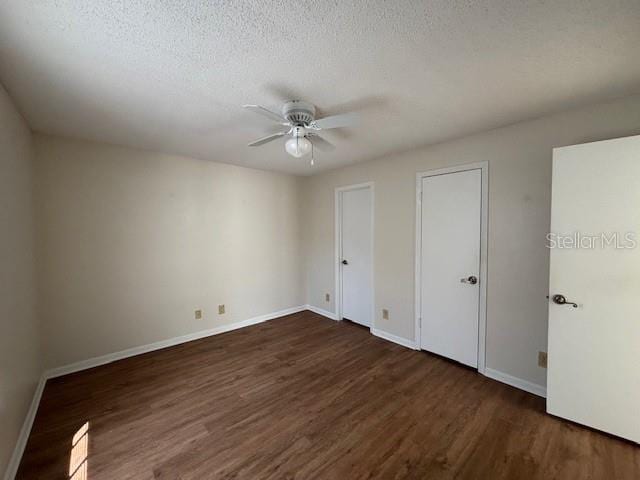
(69, 422, 89, 480)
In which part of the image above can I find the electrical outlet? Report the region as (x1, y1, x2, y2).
(538, 351, 547, 368)
(382, 309, 389, 320)
(325, 293, 330, 302)
(218, 304, 225, 315)
(195, 309, 202, 320)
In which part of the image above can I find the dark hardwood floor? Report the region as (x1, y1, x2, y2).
(18, 311, 639, 479)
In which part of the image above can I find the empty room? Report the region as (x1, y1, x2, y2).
(1, 1, 639, 479)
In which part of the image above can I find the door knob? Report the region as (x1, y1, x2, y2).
(460, 275, 478, 285)
(551, 294, 577, 308)
(341, 259, 348, 265)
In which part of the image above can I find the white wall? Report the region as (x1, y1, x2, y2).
(0, 85, 39, 475)
(301, 94, 640, 388)
(35, 135, 304, 369)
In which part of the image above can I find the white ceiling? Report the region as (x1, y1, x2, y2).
(1, 1, 640, 175)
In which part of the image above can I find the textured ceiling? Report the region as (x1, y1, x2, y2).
(1, 1, 640, 175)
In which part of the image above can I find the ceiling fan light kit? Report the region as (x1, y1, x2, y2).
(285, 135, 312, 158)
(243, 100, 357, 164)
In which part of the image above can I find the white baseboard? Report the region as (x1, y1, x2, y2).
(45, 305, 306, 379)
(484, 367, 547, 398)
(305, 304, 338, 320)
(371, 328, 419, 350)
(3, 375, 47, 480)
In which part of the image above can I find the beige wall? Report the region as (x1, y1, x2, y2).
(0, 85, 40, 475)
(35, 135, 304, 369)
(301, 94, 640, 388)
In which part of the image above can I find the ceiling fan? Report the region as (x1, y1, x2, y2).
(243, 100, 358, 164)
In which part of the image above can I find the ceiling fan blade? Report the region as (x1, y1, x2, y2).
(310, 112, 358, 130)
(307, 134, 335, 152)
(243, 104, 286, 124)
(248, 131, 287, 147)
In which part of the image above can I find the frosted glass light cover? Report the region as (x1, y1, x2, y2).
(285, 136, 312, 157)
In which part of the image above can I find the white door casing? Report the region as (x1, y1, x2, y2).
(547, 135, 640, 443)
(336, 184, 373, 327)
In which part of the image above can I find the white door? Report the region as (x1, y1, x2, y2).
(547, 135, 640, 443)
(420, 169, 481, 367)
(340, 187, 372, 326)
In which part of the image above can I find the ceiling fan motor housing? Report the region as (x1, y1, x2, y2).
(282, 100, 316, 126)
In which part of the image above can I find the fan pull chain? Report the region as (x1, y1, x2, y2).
(310, 140, 315, 166)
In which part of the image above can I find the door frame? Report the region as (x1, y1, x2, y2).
(415, 162, 488, 373)
(335, 182, 375, 328)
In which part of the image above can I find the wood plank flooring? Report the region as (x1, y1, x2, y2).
(17, 311, 639, 479)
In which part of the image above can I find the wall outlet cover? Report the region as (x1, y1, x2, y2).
(195, 309, 202, 320)
(218, 304, 225, 315)
(538, 351, 547, 368)
(325, 293, 330, 302)
(382, 309, 389, 320)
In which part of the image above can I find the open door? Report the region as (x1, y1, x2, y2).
(547, 135, 640, 443)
